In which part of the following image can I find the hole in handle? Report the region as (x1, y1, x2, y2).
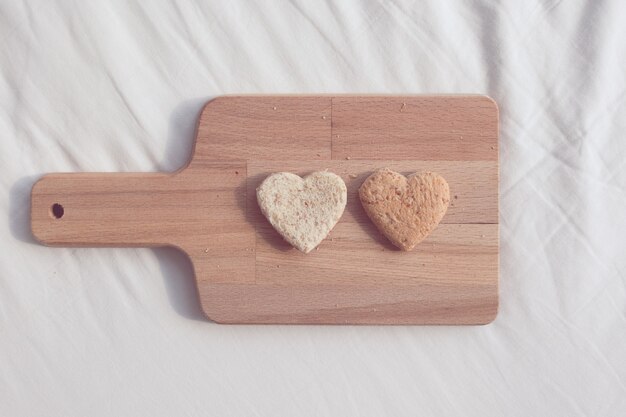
(51, 203, 64, 219)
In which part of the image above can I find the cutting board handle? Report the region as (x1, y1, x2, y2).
(31, 172, 175, 247)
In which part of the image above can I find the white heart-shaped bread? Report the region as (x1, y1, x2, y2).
(256, 171, 347, 253)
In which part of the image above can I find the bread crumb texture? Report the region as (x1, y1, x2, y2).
(359, 168, 450, 251)
(257, 171, 347, 253)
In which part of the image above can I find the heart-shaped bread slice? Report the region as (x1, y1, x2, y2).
(257, 171, 347, 253)
(359, 169, 450, 251)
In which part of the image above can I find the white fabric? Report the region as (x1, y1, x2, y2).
(2, 1, 625, 415)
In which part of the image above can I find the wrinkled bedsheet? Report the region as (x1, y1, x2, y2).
(2, 1, 625, 415)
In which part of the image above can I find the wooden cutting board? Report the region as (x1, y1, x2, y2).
(31, 95, 499, 324)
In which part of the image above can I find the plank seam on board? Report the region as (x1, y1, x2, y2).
(249, 161, 259, 284)
(446, 222, 497, 225)
(330, 96, 334, 160)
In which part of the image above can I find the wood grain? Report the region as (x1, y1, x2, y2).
(255, 222, 497, 286)
(195, 96, 331, 161)
(30, 95, 499, 325)
(200, 282, 497, 324)
(332, 96, 498, 161)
